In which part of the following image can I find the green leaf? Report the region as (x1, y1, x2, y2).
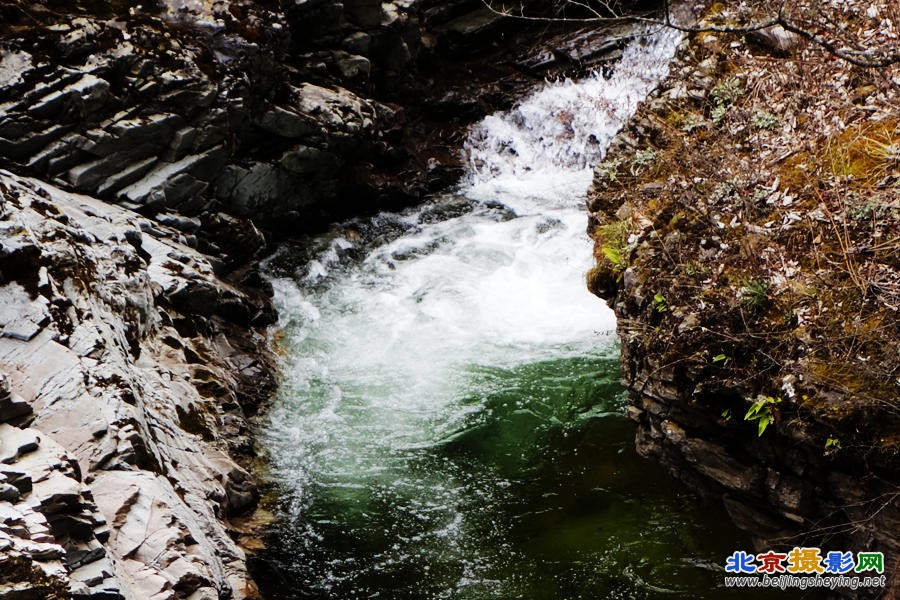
(744, 402, 761, 420)
(712, 354, 727, 363)
(757, 414, 770, 436)
(653, 293, 668, 312)
(602, 246, 623, 266)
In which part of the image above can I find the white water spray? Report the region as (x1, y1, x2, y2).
(464, 28, 681, 204)
(263, 26, 682, 597)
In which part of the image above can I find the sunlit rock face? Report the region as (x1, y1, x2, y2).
(0, 171, 276, 598)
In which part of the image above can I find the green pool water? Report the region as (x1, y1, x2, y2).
(258, 352, 774, 599)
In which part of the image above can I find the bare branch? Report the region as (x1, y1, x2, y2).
(776, 16, 900, 68)
(478, 0, 900, 67)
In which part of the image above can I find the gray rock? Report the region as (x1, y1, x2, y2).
(279, 145, 340, 176)
(0, 425, 39, 464)
(117, 146, 225, 206)
(168, 126, 198, 157)
(154, 213, 201, 233)
(0, 50, 34, 90)
(95, 157, 158, 197)
(335, 53, 371, 82)
(27, 74, 110, 120)
(0, 392, 33, 426)
(70, 559, 112, 587)
(65, 539, 105, 569)
(254, 105, 317, 138)
(164, 172, 208, 209)
(0, 470, 31, 495)
(342, 31, 372, 55)
(749, 25, 801, 54)
(0, 285, 50, 342)
(0, 172, 275, 598)
(0, 483, 20, 502)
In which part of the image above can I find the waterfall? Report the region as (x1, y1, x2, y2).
(464, 28, 681, 203)
(258, 27, 744, 600)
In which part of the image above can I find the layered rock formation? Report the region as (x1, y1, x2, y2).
(0, 0, 417, 234)
(0, 0, 637, 237)
(587, 1, 899, 596)
(1, 171, 277, 598)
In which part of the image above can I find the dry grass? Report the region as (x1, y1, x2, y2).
(824, 120, 900, 186)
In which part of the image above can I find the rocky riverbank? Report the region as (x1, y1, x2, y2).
(587, 1, 899, 596)
(0, 0, 641, 236)
(0, 171, 277, 598)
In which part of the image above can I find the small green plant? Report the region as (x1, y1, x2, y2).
(751, 110, 779, 130)
(744, 395, 781, 436)
(602, 246, 625, 270)
(740, 280, 770, 312)
(711, 77, 745, 105)
(681, 113, 706, 133)
(849, 201, 876, 220)
(721, 408, 732, 421)
(825, 437, 842, 454)
(751, 187, 771, 203)
(598, 220, 631, 272)
(653, 293, 668, 312)
(710, 181, 736, 202)
(709, 104, 728, 125)
(711, 104, 729, 124)
(596, 159, 621, 183)
(709, 77, 744, 125)
(630, 149, 659, 175)
(712, 353, 732, 367)
(684, 263, 712, 277)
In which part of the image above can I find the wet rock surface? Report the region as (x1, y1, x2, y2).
(0, 171, 276, 598)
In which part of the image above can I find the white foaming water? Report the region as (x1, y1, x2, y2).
(263, 26, 681, 595)
(464, 28, 681, 206)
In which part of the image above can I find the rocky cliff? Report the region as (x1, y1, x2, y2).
(0, 170, 276, 598)
(587, 1, 899, 596)
(0, 0, 425, 235)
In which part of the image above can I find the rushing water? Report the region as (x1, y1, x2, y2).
(260, 28, 763, 599)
